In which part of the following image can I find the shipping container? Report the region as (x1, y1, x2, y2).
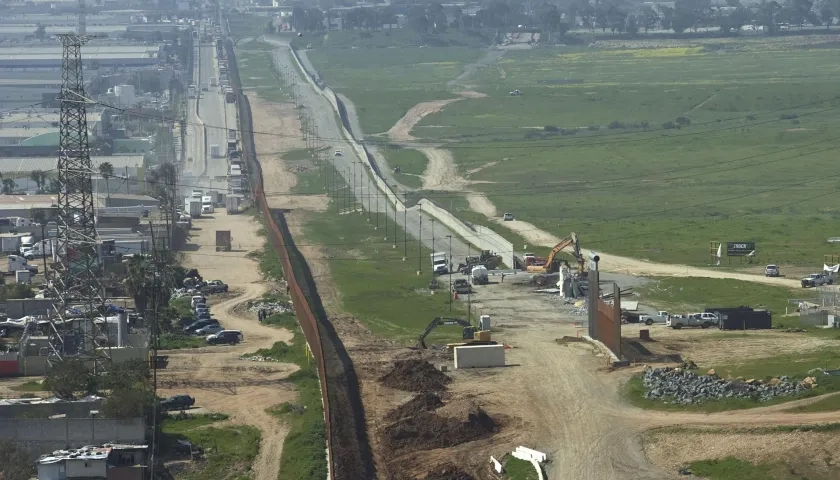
(707, 307, 773, 330)
(0, 359, 19, 377)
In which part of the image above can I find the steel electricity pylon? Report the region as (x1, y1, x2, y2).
(47, 33, 110, 372)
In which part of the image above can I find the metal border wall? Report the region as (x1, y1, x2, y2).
(227, 40, 374, 480)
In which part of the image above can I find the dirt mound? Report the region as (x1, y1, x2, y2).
(386, 393, 444, 422)
(380, 359, 451, 392)
(383, 404, 498, 452)
(424, 464, 474, 480)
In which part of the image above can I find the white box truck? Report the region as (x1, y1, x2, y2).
(210, 77, 218, 87)
(185, 198, 202, 218)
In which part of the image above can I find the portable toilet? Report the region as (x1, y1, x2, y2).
(479, 315, 491, 331)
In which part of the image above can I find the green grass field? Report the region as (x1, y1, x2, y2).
(380, 145, 427, 189)
(687, 457, 789, 480)
(306, 46, 482, 134)
(293, 166, 469, 343)
(305, 38, 840, 266)
(161, 414, 260, 480)
(636, 277, 805, 316)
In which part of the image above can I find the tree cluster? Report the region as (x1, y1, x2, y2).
(286, 0, 840, 37)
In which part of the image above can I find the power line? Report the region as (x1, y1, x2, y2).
(94, 97, 840, 151)
(143, 134, 840, 203)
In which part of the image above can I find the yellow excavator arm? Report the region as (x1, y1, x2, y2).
(528, 232, 584, 274)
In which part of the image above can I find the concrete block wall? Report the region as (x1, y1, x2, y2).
(0, 399, 102, 419)
(0, 417, 145, 454)
(454, 344, 505, 369)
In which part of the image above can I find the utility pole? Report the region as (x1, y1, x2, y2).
(384, 191, 388, 241)
(366, 174, 371, 223)
(418, 206, 423, 273)
(467, 243, 471, 322)
(447, 235, 452, 311)
(403, 192, 408, 260)
(47, 33, 110, 372)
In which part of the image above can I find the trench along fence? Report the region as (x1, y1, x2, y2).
(227, 41, 334, 478)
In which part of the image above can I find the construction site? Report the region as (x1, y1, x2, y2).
(4, 2, 840, 480)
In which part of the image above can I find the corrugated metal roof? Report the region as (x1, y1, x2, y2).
(0, 155, 144, 174)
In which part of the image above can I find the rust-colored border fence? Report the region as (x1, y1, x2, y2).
(226, 40, 374, 480)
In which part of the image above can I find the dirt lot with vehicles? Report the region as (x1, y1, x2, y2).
(157, 210, 297, 480)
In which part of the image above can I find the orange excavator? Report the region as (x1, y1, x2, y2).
(524, 233, 585, 274)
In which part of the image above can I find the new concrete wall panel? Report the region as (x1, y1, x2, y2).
(454, 345, 505, 369)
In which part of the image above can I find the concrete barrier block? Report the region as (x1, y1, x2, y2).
(515, 446, 547, 463)
(454, 345, 505, 369)
(490, 455, 503, 473)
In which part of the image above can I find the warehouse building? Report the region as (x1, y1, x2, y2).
(0, 45, 163, 69)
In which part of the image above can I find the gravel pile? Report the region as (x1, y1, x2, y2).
(642, 366, 817, 404)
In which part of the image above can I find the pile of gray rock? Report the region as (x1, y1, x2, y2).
(642, 366, 818, 405)
(239, 354, 280, 363)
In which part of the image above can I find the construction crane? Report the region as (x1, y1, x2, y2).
(525, 233, 585, 274)
(417, 317, 477, 349)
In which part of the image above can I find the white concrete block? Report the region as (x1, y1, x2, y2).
(512, 451, 545, 480)
(454, 344, 505, 369)
(490, 456, 503, 474)
(515, 446, 547, 463)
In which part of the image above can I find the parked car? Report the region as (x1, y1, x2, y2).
(194, 307, 210, 316)
(765, 264, 780, 277)
(190, 295, 206, 308)
(503, 213, 514, 221)
(334, 150, 343, 156)
(183, 318, 219, 333)
(207, 330, 243, 345)
(196, 312, 212, 320)
(160, 395, 195, 411)
(205, 280, 228, 293)
(195, 324, 224, 336)
(452, 279, 471, 294)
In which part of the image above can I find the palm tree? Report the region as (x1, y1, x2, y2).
(2, 178, 17, 195)
(124, 255, 150, 314)
(98, 162, 114, 201)
(30, 170, 46, 193)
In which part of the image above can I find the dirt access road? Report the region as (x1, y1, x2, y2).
(436, 278, 840, 479)
(157, 210, 297, 480)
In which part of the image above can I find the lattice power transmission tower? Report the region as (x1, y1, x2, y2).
(47, 34, 109, 371)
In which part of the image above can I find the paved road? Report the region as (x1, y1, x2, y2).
(183, 38, 205, 189)
(183, 20, 236, 196)
(264, 37, 474, 267)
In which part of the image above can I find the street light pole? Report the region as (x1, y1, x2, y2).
(366, 174, 371, 223)
(418, 207, 423, 273)
(403, 192, 408, 260)
(447, 235, 452, 311)
(467, 243, 471, 322)
(384, 191, 388, 240)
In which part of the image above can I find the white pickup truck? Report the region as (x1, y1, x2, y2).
(801, 273, 834, 288)
(638, 311, 669, 325)
(430, 252, 448, 274)
(666, 312, 719, 329)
